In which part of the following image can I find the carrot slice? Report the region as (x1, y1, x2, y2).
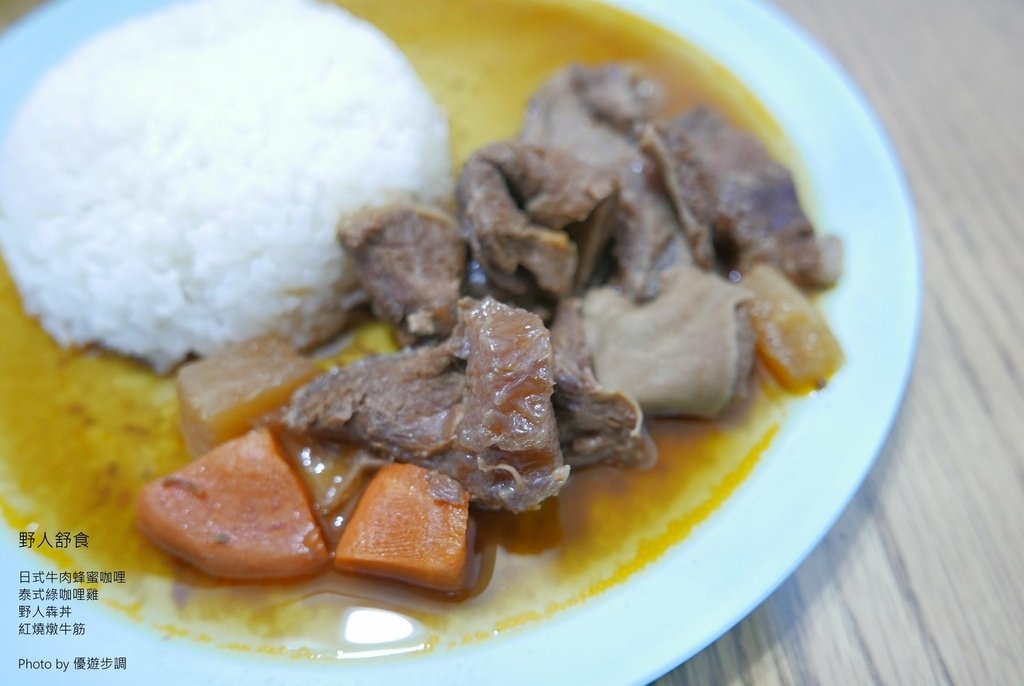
(136, 427, 328, 579)
(335, 463, 470, 591)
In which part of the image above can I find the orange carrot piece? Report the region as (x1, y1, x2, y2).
(136, 427, 328, 579)
(335, 463, 470, 591)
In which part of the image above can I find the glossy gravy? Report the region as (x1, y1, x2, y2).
(0, 0, 795, 659)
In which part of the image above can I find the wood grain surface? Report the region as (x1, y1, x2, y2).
(1, 0, 1020, 684)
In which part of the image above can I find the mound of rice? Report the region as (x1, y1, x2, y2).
(0, 0, 452, 371)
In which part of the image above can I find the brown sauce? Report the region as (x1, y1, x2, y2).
(0, 0, 797, 660)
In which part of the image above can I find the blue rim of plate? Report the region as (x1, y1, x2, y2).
(0, 1, 920, 684)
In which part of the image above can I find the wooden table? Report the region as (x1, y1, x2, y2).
(660, 0, 1024, 683)
(1, 1, 1020, 684)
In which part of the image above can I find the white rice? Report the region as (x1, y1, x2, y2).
(0, 0, 452, 371)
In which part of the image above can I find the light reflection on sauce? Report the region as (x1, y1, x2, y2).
(338, 607, 427, 657)
(0, 0, 797, 661)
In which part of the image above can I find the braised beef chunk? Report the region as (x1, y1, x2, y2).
(614, 161, 691, 301)
(284, 297, 568, 512)
(520, 64, 692, 301)
(638, 123, 716, 269)
(650, 108, 841, 288)
(551, 300, 655, 468)
(436, 297, 568, 511)
(572, 63, 665, 131)
(568, 192, 619, 292)
(582, 266, 755, 418)
(520, 63, 663, 167)
(457, 140, 615, 298)
(480, 141, 615, 230)
(284, 344, 465, 459)
(339, 206, 465, 339)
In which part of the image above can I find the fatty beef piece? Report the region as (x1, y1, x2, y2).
(581, 266, 756, 419)
(549, 298, 655, 468)
(339, 206, 466, 341)
(519, 62, 698, 302)
(641, 107, 842, 289)
(285, 296, 570, 513)
(457, 140, 617, 300)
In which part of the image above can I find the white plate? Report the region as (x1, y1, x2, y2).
(0, 0, 919, 684)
